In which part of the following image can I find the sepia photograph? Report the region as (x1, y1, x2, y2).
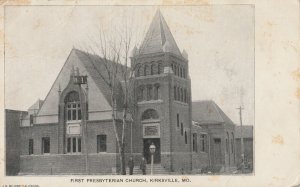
(5, 5, 254, 176)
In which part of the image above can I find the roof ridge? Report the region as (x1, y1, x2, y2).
(213, 101, 235, 125)
(210, 101, 225, 123)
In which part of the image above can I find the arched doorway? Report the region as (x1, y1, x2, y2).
(141, 109, 161, 164)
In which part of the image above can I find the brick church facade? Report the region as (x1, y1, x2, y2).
(7, 10, 242, 175)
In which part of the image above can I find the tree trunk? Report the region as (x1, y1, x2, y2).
(120, 107, 127, 175)
(120, 145, 126, 175)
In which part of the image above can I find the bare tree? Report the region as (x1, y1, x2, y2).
(79, 14, 154, 175)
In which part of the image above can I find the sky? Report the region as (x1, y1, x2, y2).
(4, 5, 254, 125)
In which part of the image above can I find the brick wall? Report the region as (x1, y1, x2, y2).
(190, 124, 210, 172)
(5, 109, 24, 175)
(20, 124, 59, 155)
(192, 152, 209, 170)
(19, 119, 122, 174)
(20, 154, 117, 175)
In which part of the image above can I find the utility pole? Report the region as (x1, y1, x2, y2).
(236, 106, 245, 173)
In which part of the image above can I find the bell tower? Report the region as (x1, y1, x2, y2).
(130, 10, 192, 172)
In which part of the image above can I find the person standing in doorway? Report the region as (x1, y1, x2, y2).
(128, 156, 134, 175)
(140, 157, 147, 175)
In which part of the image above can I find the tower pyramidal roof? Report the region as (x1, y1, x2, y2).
(139, 9, 182, 57)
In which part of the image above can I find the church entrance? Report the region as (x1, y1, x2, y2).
(143, 138, 161, 164)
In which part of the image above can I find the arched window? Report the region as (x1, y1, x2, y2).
(177, 114, 180, 127)
(141, 109, 159, 121)
(174, 86, 177, 100)
(181, 123, 183, 136)
(139, 64, 144, 76)
(147, 85, 153, 101)
(174, 65, 177, 75)
(150, 63, 154, 75)
(180, 88, 184, 102)
(180, 67, 182, 77)
(186, 91, 189, 103)
(183, 68, 186, 78)
(137, 86, 144, 102)
(177, 87, 180, 101)
(144, 64, 148, 76)
(158, 62, 162, 74)
(135, 64, 140, 77)
(154, 84, 160, 100)
(65, 91, 81, 121)
(176, 66, 179, 76)
(231, 132, 234, 154)
(184, 89, 187, 103)
(226, 132, 229, 153)
(185, 131, 188, 144)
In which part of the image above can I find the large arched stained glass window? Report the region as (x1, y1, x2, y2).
(65, 91, 81, 121)
(141, 109, 159, 121)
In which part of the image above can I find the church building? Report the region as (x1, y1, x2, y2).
(13, 10, 237, 175)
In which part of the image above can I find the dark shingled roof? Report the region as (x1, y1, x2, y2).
(235, 126, 253, 138)
(138, 10, 182, 57)
(192, 100, 235, 125)
(73, 49, 127, 108)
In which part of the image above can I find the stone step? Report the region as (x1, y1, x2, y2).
(126, 164, 169, 175)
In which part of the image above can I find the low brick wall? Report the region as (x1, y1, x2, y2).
(171, 152, 192, 173)
(20, 154, 117, 175)
(192, 152, 209, 171)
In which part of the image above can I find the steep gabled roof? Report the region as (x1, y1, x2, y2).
(138, 10, 182, 57)
(74, 49, 127, 108)
(192, 100, 235, 125)
(37, 48, 126, 118)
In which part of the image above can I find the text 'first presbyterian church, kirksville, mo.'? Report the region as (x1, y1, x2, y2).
(5, 10, 253, 175)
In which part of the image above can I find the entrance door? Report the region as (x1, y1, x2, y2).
(214, 138, 222, 165)
(143, 138, 161, 164)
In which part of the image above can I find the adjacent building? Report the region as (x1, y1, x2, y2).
(192, 101, 236, 173)
(5, 109, 27, 175)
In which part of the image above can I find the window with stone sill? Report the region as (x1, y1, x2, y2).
(185, 131, 188, 144)
(177, 114, 179, 128)
(147, 85, 153, 101)
(67, 136, 81, 153)
(42, 137, 50, 154)
(181, 123, 183, 136)
(29, 139, 33, 155)
(200, 134, 208, 153)
(97, 135, 107, 153)
(192, 133, 197, 152)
